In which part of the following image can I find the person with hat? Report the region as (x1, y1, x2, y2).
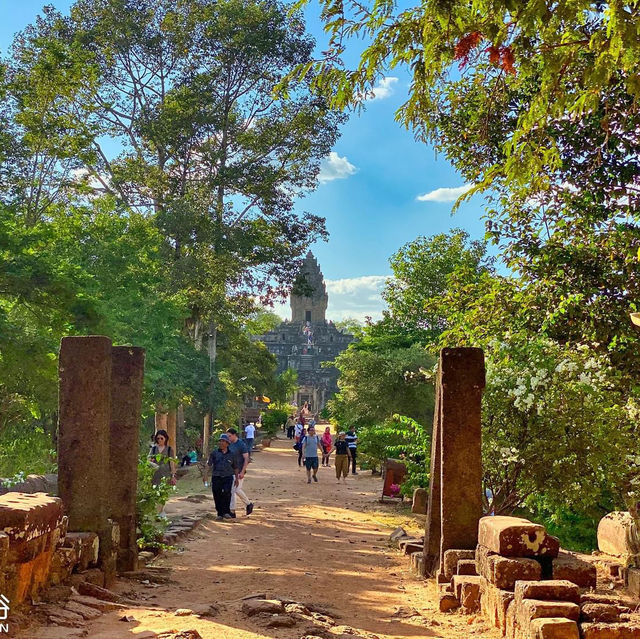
(207, 433, 239, 520)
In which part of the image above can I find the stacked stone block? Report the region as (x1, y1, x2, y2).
(597, 511, 640, 600)
(0, 337, 145, 610)
(0, 493, 67, 603)
(505, 580, 580, 639)
(439, 515, 640, 638)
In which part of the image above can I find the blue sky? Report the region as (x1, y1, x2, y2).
(1, 1, 489, 322)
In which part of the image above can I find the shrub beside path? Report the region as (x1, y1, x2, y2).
(22, 437, 500, 638)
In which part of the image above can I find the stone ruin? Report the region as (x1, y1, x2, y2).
(398, 347, 640, 639)
(0, 336, 144, 608)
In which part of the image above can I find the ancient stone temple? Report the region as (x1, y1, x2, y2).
(258, 252, 354, 412)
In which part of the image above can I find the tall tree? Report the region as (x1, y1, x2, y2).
(8, 0, 345, 416)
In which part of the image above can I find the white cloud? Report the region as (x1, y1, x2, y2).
(369, 76, 399, 100)
(325, 275, 388, 296)
(318, 152, 357, 184)
(271, 275, 390, 323)
(416, 184, 473, 203)
(326, 275, 389, 322)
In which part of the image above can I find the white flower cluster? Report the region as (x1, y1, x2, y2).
(498, 446, 524, 465)
(555, 359, 578, 374)
(624, 398, 640, 421)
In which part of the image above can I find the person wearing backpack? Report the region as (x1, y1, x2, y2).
(148, 429, 176, 518)
(301, 425, 323, 484)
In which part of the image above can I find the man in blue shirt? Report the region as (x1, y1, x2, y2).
(301, 425, 323, 484)
(226, 428, 254, 516)
(207, 434, 239, 520)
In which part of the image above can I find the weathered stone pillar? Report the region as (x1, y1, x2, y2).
(58, 336, 112, 534)
(110, 346, 145, 573)
(423, 348, 485, 579)
(167, 409, 177, 455)
(437, 347, 485, 581)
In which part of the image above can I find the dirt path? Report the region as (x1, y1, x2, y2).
(23, 436, 498, 639)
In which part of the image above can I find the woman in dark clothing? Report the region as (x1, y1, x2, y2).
(331, 431, 352, 483)
(148, 429, 176, 487)
(148, 429, 176, 517)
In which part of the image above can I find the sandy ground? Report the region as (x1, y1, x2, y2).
(20, 435, 500, 639)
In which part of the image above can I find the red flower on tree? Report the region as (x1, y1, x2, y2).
(485, 44, 517, 75)
(454, 31, 483, 69)
(500, 46, 516, 75)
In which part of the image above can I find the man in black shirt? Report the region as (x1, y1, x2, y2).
(345, 428, 358, 475)
(207, 434, 239, 520)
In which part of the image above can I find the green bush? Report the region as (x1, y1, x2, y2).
(136, 456, 174, 548)
(358, 414, 430, 496)
(261, 408, 288, 437)
(0, 422, 57, 478)
(357, 422, 398, 474)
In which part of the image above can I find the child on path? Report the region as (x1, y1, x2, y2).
(301, 425, 323, 484)
(207, 434, 239, 520)
(332, 431, 351, 483)
(321, 426, 333, 467)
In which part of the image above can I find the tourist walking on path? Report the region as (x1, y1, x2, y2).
(226, 428, 254, 517)
(286, 415, 295, 439)
(321, 426, 333, 467)
(244, 422, 256, 457)
(148, 430, 177, 487)
(345, 427, 358, 474)
(332, 431, 352, 482)
(302, 425, 323, 484)
(148, 429, 177, 517)
(295, 426, 306, 467)
(207, 434, 239, 520)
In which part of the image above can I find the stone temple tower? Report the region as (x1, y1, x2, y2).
(254, 251, 354, 412)
(291, 252, 328, 323)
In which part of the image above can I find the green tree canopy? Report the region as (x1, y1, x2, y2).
(330, 338, 435, 429)
(383, 229, 492, 343)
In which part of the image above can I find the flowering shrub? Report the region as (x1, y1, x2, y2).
(481, 334, 639, 524)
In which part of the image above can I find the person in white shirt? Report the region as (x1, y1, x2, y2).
(244, 422, 256, 457)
